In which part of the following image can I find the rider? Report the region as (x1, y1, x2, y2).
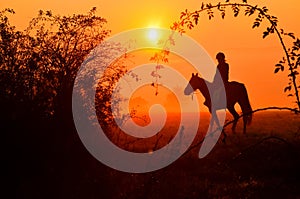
(213, 52, 229, 85)
(212, 52, 229, 109)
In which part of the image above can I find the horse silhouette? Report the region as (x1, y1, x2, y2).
(184, 73, 252, 133)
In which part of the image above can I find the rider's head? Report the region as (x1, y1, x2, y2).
(216, 52, 225, 62)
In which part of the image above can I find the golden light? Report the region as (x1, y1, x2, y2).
(148, 28, 159, 42)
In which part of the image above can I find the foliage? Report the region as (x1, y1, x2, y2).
(149, 36, 175, 95)
(171, 0, 300, 110)
(94, 44, 137, 130)
(0, 8, 111, 121)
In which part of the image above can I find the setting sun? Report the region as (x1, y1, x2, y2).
(147, 28, 159, 42)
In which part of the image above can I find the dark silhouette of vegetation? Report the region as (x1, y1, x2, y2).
(0, 7, 133, 134)
(0, 8, 110, 121)
(149, 37, 174, 96)
(0, 8, 125, 198)
(171, 0, 300, 110)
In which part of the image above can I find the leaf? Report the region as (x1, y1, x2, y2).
(207, 3, 212, 9)
(270, 16, 278, 24)
(156, 64, 164, 69)
(252, 21, 260, 29)
(38, 10, 43, 16)
(234, 11, 239, 17)
(288, 33, 296, 39)
(150, 71, 157, 77)
(149, 56, 155, 62)
(275, 63, 284, 71)
(288, 71, 299, 77)
(163, 49, 170, 55)
(46, 10, 52, 17)
(263, 31, 269, 39)
(245, 6, 255, 16)
(192, 12, 199, 25)
(232, 5, 240, 17)
(274, 68, 280, 73)
(207, 9, 214, 20)
(187, 22, 194, 29)
(262, 6, 269, 13)
(294, 39, 300, 49)
(180, 12, 186, 20)
(221, 11, 226, 19)
(284, 86, 292, 92)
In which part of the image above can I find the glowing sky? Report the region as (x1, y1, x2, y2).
(2, 0, 300, 109)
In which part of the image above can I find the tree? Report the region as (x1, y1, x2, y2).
(26, 8, 111, 121)
(0, 8, 111, 125)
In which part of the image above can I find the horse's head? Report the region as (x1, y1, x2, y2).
(184, 73, 201, 95)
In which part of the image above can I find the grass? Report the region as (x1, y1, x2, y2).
(8, 111, 300, 198)
(90, 111, 300, 198)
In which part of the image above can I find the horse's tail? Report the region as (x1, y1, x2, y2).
(239, 83, 252, 125)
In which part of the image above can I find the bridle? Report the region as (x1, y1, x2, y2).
(188, 79, 201, 100)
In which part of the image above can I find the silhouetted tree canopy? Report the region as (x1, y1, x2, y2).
(0, 8, 111, 122)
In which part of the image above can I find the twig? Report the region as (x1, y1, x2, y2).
(223, 106, 299, 129)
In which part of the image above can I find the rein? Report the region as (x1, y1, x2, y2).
(191, 91, 201, 100)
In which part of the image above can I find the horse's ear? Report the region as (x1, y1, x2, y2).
(196, 73, 198, 76)
(192, 73, 194, 77)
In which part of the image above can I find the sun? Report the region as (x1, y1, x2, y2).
(147, 28, 159, 42)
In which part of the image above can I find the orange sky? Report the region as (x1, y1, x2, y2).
(2, 0, 300, 110)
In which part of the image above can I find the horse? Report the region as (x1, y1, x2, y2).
(184, 73, 252, 133)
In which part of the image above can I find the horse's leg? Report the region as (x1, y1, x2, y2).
(227, 106, 239, 133)
(209, 111, 223, 134)
(210, 110, 227, 143)
(213, 111, 226, 142)
(208, 110, 219, 133)
(213, 112, 221, 129)
(208, 112, 215, 133)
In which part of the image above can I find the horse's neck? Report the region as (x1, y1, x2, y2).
(196, 77, 210, 98)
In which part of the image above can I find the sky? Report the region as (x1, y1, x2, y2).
(2, 0, 300, 111)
